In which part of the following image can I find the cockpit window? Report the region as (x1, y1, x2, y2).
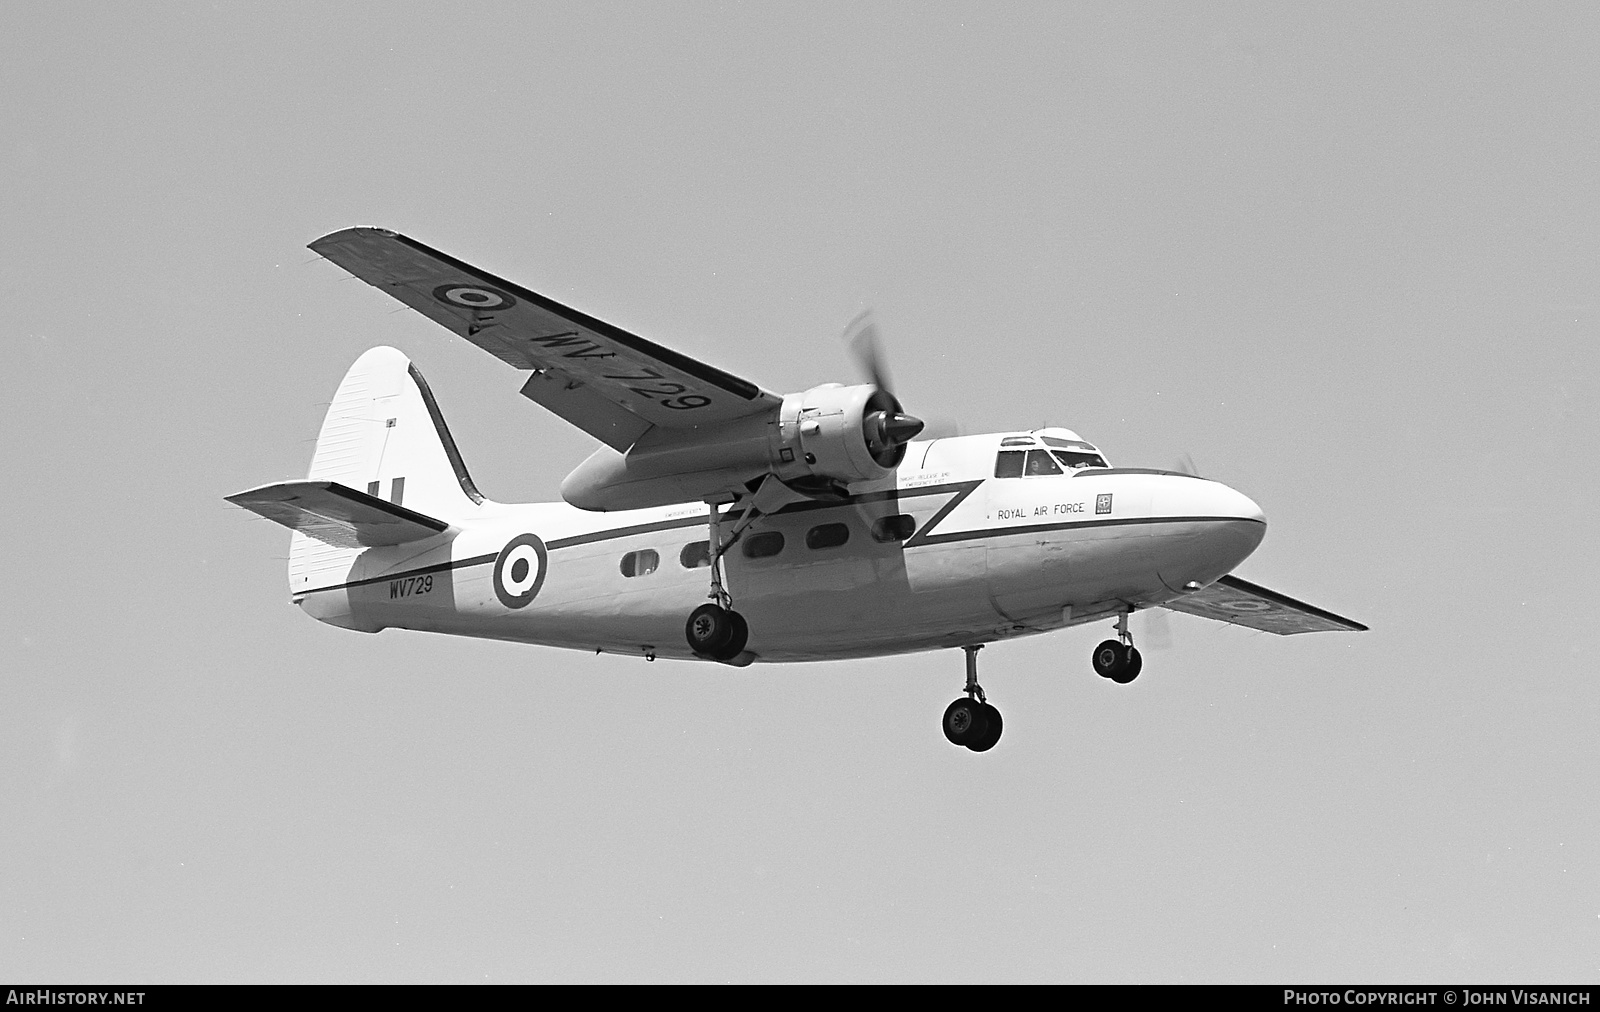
(1025, 449, 1062, 476)
(994, 450, 1026, 478)
(997, 449, 1070, 477)
(1000, 437, 1037, 447)
(1052, 449, 1108, 470)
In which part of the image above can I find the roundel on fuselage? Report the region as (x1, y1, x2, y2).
(493, 534, 548, 609)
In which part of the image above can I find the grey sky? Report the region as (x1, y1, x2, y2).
(2, 2, 1597, 982)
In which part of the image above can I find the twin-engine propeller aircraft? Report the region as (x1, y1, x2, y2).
(228, 228, 1366, 752)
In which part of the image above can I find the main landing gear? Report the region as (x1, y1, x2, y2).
(684, 502, 751, 663)
(1092, 611, 1142, 684)
(943, 645, 1003, 752)
(685, 602, 748, 661)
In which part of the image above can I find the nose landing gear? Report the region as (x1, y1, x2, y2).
(1092, 611, 1143, 683)
(943, 645, 1003, 752)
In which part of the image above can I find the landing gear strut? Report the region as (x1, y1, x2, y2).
(684, 502, 751, 662)
(1092, 611, 1143, 684)
(943, 645, 1003, 752)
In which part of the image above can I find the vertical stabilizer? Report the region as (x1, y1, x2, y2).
(290, 347, 483, 593)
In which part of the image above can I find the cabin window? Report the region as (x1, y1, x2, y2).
(805, 523, 850, 550)
(742, 531, 785, 559)
(994, 450, 1026, 478)
(871, 514, 916, 543)
(1025, 449, 1063, 476)
(619, 549, 659, 578)
(680, 541, 711, 568)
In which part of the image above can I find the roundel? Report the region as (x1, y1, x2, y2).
(1217, 599, 1273, 613)
(434, 283, 516, 312)
(493, 534, 548, 609)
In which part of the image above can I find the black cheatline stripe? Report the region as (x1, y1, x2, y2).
(912, 514, 1266, 547)
(900, 481, 985, 548)
(545, 514, 707, 550)
(296, 481, 982, 595)
(392, 233, 763, 401)
(298, 511, 1262, 596)
(720, 479, 980, 523)
(299, 553, 498, 595)
(407, 363, 484, 505)
(1215, 574, 1369, 631)
(1073, 467, 1204, 479)
(294, 480, 1024, 595)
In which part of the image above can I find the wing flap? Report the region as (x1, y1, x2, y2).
(519, 370, 654, 453)
(1160, 574, 1368, 635)
(226, 480, 450, 549)
(307, 228, 783, 448)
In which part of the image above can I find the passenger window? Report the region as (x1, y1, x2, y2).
(1025, 449, 1063, 476)
(742, 531, 785, 559)
(620, 549, 660, 577)
(994, 450, 1026, 478)
(680, 541, 711, 569)
(871, 514, 916, 543)
(805, 523, 850, 550)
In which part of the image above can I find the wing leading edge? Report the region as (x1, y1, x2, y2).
(308, 228, 782, 452)
(1159, 574, 1368, 635)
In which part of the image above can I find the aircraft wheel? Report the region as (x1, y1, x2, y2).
(719, 610, 750, 660)
(1092, 639, 1128, 679)
(942, 697, 989, 747)
(966, 703, 1003, 752)
(686, 603, 736, 657)
(1110, 646, 1142, 684)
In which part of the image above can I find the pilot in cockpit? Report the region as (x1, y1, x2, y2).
(994, 434, 1109, 478)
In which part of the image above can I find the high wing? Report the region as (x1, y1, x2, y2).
(1159, 574, 1368, 635)
(308, 228, 783, 452)
(226, 480, 450, 549)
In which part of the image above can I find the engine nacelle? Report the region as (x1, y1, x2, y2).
(561, 382, 918, 510)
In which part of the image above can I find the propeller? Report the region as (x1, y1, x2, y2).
(845, 311, 896, 396)
(844, 311, 926, 466)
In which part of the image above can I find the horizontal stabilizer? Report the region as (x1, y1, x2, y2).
(226, 480, 451, 550)
(1160, 574, 1368, 635)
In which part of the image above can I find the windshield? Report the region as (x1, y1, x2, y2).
(1051, 449, 1107, 470)
(1039, 436, 1108, 468)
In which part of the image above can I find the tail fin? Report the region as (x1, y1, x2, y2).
(269, 346, 484, 592)
(305, 346, 482, 514)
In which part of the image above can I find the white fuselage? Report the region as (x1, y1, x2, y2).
(295, 435, 1266, 662)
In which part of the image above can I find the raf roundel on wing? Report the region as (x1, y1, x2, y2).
(434, 284, 516, 312)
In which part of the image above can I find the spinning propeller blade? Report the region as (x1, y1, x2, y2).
(844, 310, 925, 464)
(845, 310, 895, 396)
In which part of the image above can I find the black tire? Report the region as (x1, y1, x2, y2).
(1110, 646, 1143, 684)
(685, 603, 735, 656)
(1092, 639, 1127, 679)
(967, 703, 1003, 752)
(942, 697, 989, 747)
(715, 611, 750, 661)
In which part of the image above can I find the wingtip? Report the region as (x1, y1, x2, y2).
(307, 226, 401, 251)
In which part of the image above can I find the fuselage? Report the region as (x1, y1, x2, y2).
(294, 431, 1265, 662)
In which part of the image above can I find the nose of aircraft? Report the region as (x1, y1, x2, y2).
(1152, 475, 1267, 593)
